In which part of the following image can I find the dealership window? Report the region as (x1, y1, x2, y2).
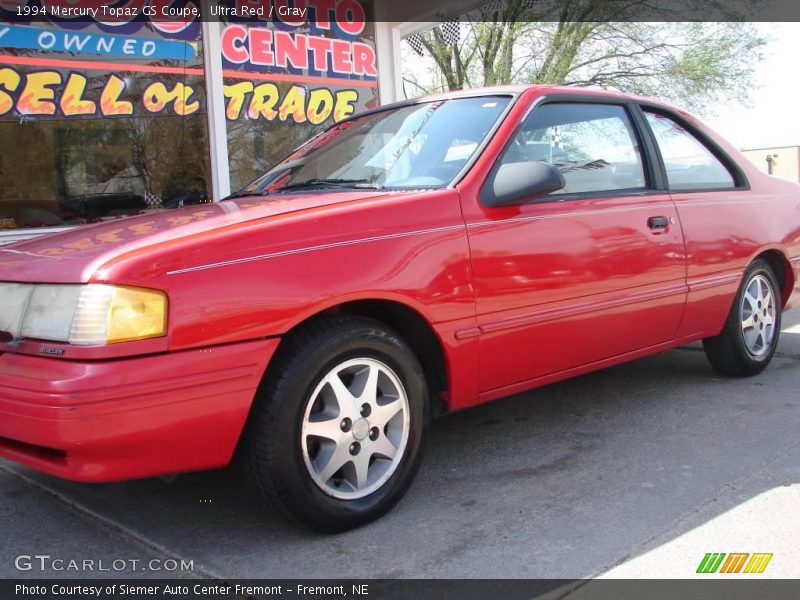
(644, 111, 736, 190)
(500, 103, 646, 194)
(0, 14, 210, 232)
(217, 10, 379, 191)
(0, 1, 380, 238)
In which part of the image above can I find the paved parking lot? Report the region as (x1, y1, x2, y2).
(2, 309, 800, 580)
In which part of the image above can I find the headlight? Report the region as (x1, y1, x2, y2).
(0, 283, 167, 345)
(0, 283, 32, 340)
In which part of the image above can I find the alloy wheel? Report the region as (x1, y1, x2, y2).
(301, 358, 410, 499)
(740, 273, 777, 358)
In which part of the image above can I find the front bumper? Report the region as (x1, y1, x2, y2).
(0, 338, 279, 482)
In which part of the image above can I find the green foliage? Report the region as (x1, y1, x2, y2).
(403, 0, 766, 114)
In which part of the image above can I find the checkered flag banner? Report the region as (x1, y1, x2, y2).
(482, 0, 539, 13)
(406, 33, 425, 56)
(551, 127, 561, 147)
(440, 19, 460, 45)
(481, 0, 503, 14)
(144, 191, 162, 208)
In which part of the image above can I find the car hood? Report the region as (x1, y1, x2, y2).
(0, 191, 392, 283)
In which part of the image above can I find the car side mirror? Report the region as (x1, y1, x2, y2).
(480, 161, 565, 207)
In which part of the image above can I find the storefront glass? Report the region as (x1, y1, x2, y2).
(218, 2, 379, 191)
(0, 1, 381, 237)
(0, 8, 210, 232)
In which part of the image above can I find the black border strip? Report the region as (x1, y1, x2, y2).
(3, 0, 800, 23)
(4, 578, 800, 600)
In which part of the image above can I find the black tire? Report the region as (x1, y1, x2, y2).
(703, 258, 782, 376)
(240, 315, 428, 532)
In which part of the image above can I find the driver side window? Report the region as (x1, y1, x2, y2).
(502, 102, 647, 195)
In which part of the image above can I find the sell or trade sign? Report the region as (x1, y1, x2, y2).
(0, 64, 360, 124)
(0, 24, 196, 60)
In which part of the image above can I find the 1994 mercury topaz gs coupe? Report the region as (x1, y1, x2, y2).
(1, 86, 799, 531)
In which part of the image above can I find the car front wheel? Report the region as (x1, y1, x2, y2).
(240, 316, 428, 532)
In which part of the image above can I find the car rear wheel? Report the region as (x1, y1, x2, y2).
(240, 315, 428, 532)
(703, 258, 782, 376)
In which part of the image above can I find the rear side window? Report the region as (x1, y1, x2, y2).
(644, 111, 736, 191)
(500, 103, 647, 195)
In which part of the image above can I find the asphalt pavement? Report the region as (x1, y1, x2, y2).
(2, 309, 799, 580)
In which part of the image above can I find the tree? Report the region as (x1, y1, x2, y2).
(403, 0, 766, 113)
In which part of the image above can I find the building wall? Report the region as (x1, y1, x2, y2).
(741, 146, 800, 182)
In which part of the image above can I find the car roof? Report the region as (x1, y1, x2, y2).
(371, 84, 679, 115)
(413, 84, 634, 101)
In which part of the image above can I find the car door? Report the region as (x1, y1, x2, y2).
(639, 107, 759, 339)
(460, 99, 688, 394)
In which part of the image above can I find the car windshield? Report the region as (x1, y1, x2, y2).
(237, 96, 512, 195)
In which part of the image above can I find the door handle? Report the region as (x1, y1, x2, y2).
(647, 216, 670, 230)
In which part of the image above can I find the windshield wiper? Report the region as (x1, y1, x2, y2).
(276, 178, 383, 192)
(224, 190, 270, 200)
(224, 178, 382, 199)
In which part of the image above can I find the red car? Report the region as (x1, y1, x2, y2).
(1, 86, 799, 531)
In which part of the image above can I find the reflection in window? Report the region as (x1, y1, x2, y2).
(0, 89, 211, 228)
(242, 97, 511, 193)
(501, 103, 647, 195)
(0, 19, 211, 231)
(220, 20, 381, 193)
(645, 111, 735, 190)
